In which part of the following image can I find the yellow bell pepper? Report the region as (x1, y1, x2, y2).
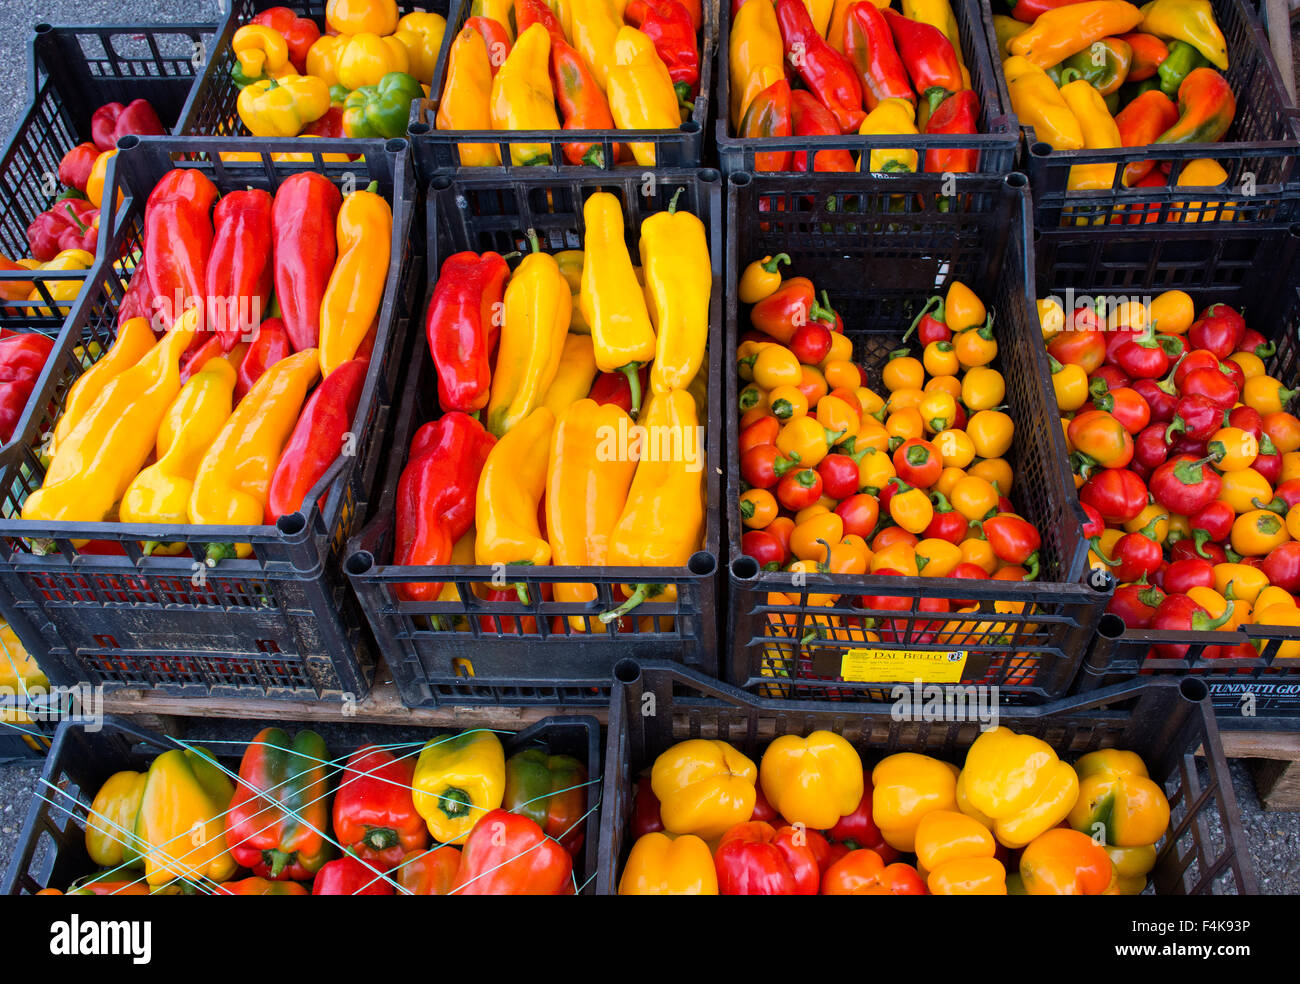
(960, 726, 1079, 848)
(759, 731, 862, 829)
(487, 236, 571, 437)
(85, 770, 147, 869)
(119, 358, 236, 555)
(27, 248, 94, 316)
(232, 24, 294, 86)
(395, 11, 448, 84)
(336, 32, 411, 91)
(619, 832, 719, 894)
(135, 747, 237, 887)
(490, 23, 561, 166)
(189, 349, 321, 563)
(1060, 79, 1121, 192)
(857, 98, 919, 174)
(542, 334, 599, 418)
(651, 739, 758, 839)
(916, 810, 1006, 895)
(23, 313, 196, 543)
(1140, 0, 1227, 69)
(1067, 749, 1170, 847)
(1169, 158, 1232, 223)
(569, 0, 623, 90)
(607, 27, 680, 167)
(411, 729, 506, 844)
(319, 182, 393, 377)
(436, 27, 501, 168)
(237, 75, 330, 137)
(1004, 55, 1084, 150)
(730, 0, 784, 127)
(580, 191, 657, 415)
(306, 35, 346, 87)
(641, 191, 710, 395)
(476, 406, 556, 570)
(1107, 843, 1158, 894)
(872, 752, 959, 852)
(327, 0, 399, 36)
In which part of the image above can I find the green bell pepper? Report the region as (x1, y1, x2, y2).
(342, 71, 423, 139)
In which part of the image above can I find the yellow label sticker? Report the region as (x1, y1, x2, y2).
(840, 648, 968, 684)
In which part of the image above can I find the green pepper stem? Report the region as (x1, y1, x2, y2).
(599, 583, 665, 623)
(621, 363, 643, 416)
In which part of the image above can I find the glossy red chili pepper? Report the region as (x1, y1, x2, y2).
(1114, 323, 1178, 379)
(740, 416, 781, 455)
(426, 251, 509, 413)
(775, 0, 866, 133)
(1080, 467, 1148, 523)
(1149, 454, 1221, 515)
(789, 320, 834, 362)
(1189, 499, 1234, 554)
(1107, 582, 1165, 629)
(1150, 593, 1232, 659)
(924, 89, 980, 174)
(893, 438, 942, 487)
(883, 9, 962, 108)
(1170, 537, 1226, 565)
(1160, 556, 1216, 595)
(924, 491, 969, 544)
(751, 277, 833, 342)
(742, 444, 802, 489)
(1091, 364, 1130, 392)
(813, 453, 857, 500)
(1112, 530, 1162, 582)
(843, 1, 913, 112)
(1262, 542, 1300, 593)
(858, 568, 913, 615)
(144, 169, 219, 332)
(272, 171, 342, 353)
(1133, 423, 1170, 472)
(1237, 327, 1274, 360)
(1187, 305, 1244, 359)
(1255, 449, 1282, 486)
(948, 561, 990, 608)
(742, 528, 787, 570)
(1089, 380, 1151, 435)
(828, 771, 899, 862)
(234, 317, 292, 403)
(790, 91, 857, 172)
(91, 99, 164, 153)
(1166, 393, 1226, 444)
(1131, 377, 1178, 423)
(26, 199, 99, 263)
(588, 365, 650, 413)
(835, 493, 880, 540)
(207, 189, 274, 350)
(778, 466, 824, 511)
(266, 358, 367, 522)
(982, 513, 1041, 572)
(1181, 366, 1239, 410)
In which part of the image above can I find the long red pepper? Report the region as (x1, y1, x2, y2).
(207, 189, 274, 351)
(0, 333, 53, 444)
(550, 39, 622, 166)
(117, 251, 151, 330)
(774, 0, 865, 133)
(467, 16, 512, 75)
(791, 90, 856, 172)
(426, 252, 510, 414)
(266, 358, 368, 522)
(843, 2, 914, 112)
(741, 78, 794, 172)
(516, 0, 566, 42)
(235, 317, 292, 403)
(625, 0, 701, 99)
(882, 9, 963, 108)
(394, 412, 497, 603)
(924, 89, 980, 173)
(272, 172, 342, 353)
(143, 169, 218, 333)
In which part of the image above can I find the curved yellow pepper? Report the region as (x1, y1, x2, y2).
(1060, 79, 1121, 193)
(237, 75, 330, 137)
(396, 11, 448, 84)
(136, 747, 237, 887)
(730, 0, 784, 126)
(319, 182, 393, 377)
(120, 358, 236, 555)
(327, 0, 399, 36)
(651, 739, 757, 839)
(872, 752, 959, 852)
(960, 727, 1078, 848)
(1140, 0, 1227, 69)
(1004, 56, 1084, 151)
(437, 26, 501, 168)
(542, 335, 599, 418)
(607, 27, 681, 168)
(475, 406, 556, 568)
(490, 23, 561, 166)
(232, 24, 293, 84)
(28, 248, 94, 316)
(641, 191, 711, 395)
(188, 349, 321, 563)
(569, 0, 622, 90)
(336, 32, 411, 91)
(411, 729, 505, 844)
(759, 731, 863, 829)
(1067, 749, 1171, 847)
(619, 832, 718, 895)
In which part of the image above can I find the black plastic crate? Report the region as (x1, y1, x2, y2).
(345, 169, 723, 707)
(1040, 223, 1300, 720)
(597, 659, 1257, 895)
(4, 712, 602, 895)
(993, 0, 1300, 227)
(0, 721, 52, 766)
(726, 171, 1109, 703)
(407, 0, 714, 175)
(177, 1, 451, 138)
(0, 22, 218, 333)
(715, 0, 1018, 175)
(0, 135, 419, 702)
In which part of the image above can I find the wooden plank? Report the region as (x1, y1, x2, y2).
(1217, 729, 1300, 762)
(1250, 759, 1300, 811)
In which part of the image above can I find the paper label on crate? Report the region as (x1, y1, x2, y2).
(840, 647, 968, 684)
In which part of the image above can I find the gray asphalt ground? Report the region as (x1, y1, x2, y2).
(0, 0, 1297, 895)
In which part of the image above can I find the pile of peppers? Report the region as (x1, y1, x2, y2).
(737, 260, 1038, 679)
(19, 167, 393, 563)
(997, 0, 1239, 201)
(43, 726, 587, 896)
(228, 4, 446, 138)
(730, 0, 983, 174)
(621, 726, 1170, 894)
(397, 189, 710, 629)
(436, 0, 702, 166)
(1042, 292, 1300, 656)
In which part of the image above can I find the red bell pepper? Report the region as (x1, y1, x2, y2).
(791, 91, 856, 172)
(1166, 393, 1223, 444)
(741, 78, 794, 172)
(631, 775, 665, 837)
(144, 169, 218, 332)
(774, 0, 865, 133)
(882, 9, 963, 114)
(828, 771, 898, 861)
(207, 189, 273, 349)
(251, 6, 322, 73)
(272, 172, 342, 352)
(214, 877, 311, 895)
(396, 846, 462, 895)
(1150, 454, 1222, 515)
(1160, 556, 1216, 595)
(625, 0, 700, 100)
(982, 514, 1042, 574)
(26, 199, 99, 263)
(234, 317, 292, 403)
(503, 748, 588, 856)
(394, 412, 497, 602)
(225, 727, 335, 880)
(821, 848, 927, 894)
(1188, 309, 1245, 360)
(334, 745, 429, 870)
(0, 333, 54, 444)
(715, 821, 820, 895)
(1080, 467, 1149, 523)
(843, 1, 913, 111)
(450, 809, 573, 895)
(312, 856, 395, 895)
(90, 99, 165, 153)
(58, 142, 100, 194)
(924, 89, 980, 174)
(303, 106, 346, 138)
(266, 357, 367, 522)
(1111, 527, 1163, 582)
(426, 252, 510, 413)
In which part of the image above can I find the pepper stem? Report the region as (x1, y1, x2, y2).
(362, 827, 400, 851)
(621, 363, 643, 416)
(599, 582, 664, 623)
(902, 295, 942, 343)
(666, 187, 684, 214)
(762, 253, 791, 274)
(205, 542, 236, 566)
(437, 787, 474, 820)
(264, 849, 294, 879)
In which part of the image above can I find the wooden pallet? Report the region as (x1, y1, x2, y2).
(1220, 730, 1300, 811)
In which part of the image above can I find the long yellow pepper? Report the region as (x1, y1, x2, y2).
(1060, 79, 1121, 193)
(490, 23, 561, 166)
(436, 27, 500, 167)
(319, 181, 392, 376)
(542, 334, 599, 418)
(641, 190, 711, 395)
(476, 406, 556, 600)
(607, 27, 680, 167)
(569, 0, 623, 90)
(189, 349, 321, 564)
(730, 0, 784, 127)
